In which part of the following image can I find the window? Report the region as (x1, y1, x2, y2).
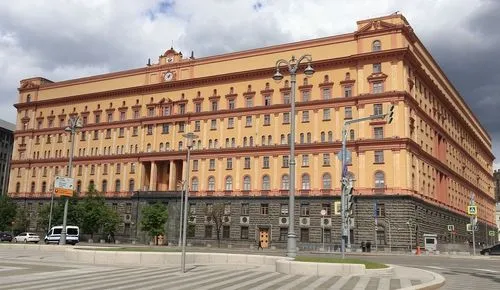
(148, 107, 155, 117)
(345, 107, 352, 119)
(350, 129, 355, 140)
(300, 203, 310, 216)
(115, 180, 121, 192)
(244, 157, 251, 169)
(179, 104, 186, 114)
(178, 122, 185, 132)
(118, 128, 125, 137)
(241, 226, 249, 239)
(205, 225, 213, 238)
(263, 114, 271, 126)
(373, 63, 382, 73)
(260, 203, 269, 215)
(372, 40, 381, 52)
(323, 109, 331, 120)
(132, 126, 138, 136)
(302, 155, 309, 167)
(209, 159, 215, 170)
(373, 82, 384, 93)
(302, 91, 310, 102)
(245, 97, 253, 108)
(130, 163, 136, 174)
(300, 228, 309, 242)
(280, 204, 288, 216)
(374, 104, 383, 115)
(282, 155, 289, 168)
(222, 226, 230, 239)
(208, 176, 215, 191)
(147, 125, 153, 135)
(133, 110, 140, 119)
(301, 174, 310, 190)
(302, 111, 309, 122)
(375, 203, 386, 217)
(322, 88, 331, 100)
(226, 158, 233, 170)
(191, 177, 199, 191)
(262, 156, 270, 168)
(243, 176, 251, 191)
(106, 129, 112, 138)
(41, 181, 47, 193)
(283, 113, 290, 124)
(374, 127, 384, 139)
(323, 153, 330, 166)
(279, 228, 288, 241)
(328, 131, 333, 142)
(228, 99, 235, 110)
(227, 117, 234, 129)
(163, 106, 171, 116)
(374, 150, 384, 163)
(162, 124, 169, 134)
(322, 173, 332, 189)
(192, 160, 199, 171)
(95, 114, 101, 124)
(194, 103, 202, 113)
(281, 175, 289, 190)
(116, 164, 121, 174)
(119, 111, 126, 121)
(107, 113, 113, 122)
(264, 95, 271, 106)
(245, 116, 252, 127)
(344, 86, 352, 97)
(102, 180, 108, 193)
(211, 101, 218, 111)
(262, 175, 270, 190)
(241, 203, 249, 215)
(283, 93, 290, 104)
(374, 171, 385, 188)
(210, 119, 217, 130)
(225, 176, 233, 190)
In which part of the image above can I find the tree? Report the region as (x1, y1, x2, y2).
(78, 184, 118, 239)
(12, 206, 30, 235)
(141, 202, 168, 245)
(210, 203, 227, 248)
(37, 192, 82, 233)
(0, 195, 17, 231)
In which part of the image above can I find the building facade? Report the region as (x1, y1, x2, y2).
(0, 119, 15, 196)
(9, 14, 496, 249)
(494, 170, 500, 202)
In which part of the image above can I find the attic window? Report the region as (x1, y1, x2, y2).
(372, 40, 381, 52)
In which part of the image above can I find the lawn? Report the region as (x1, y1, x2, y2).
(78, 247, 180, 252)
(294, 256, 388, 269)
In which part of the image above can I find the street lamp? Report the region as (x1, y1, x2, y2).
(60, 117, 82, 245)
(181, 132, 198, 273)
(272, 55, 314, 258)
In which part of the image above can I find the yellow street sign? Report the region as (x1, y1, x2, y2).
(467, 205, 477, 215)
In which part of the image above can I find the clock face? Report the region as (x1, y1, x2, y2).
(166, 57, 174, 63)
(164, 72, 173, 81)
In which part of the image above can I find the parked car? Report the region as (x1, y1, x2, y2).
(44, 226, 79, 245)
(0, 232, 13, 242)
(12, 232, 40, 243)
(480, 244, 500, 255)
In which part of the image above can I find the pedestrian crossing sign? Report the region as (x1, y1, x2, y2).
(467, 205, 477, 215)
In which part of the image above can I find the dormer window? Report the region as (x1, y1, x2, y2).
(372, 40, 381, 52)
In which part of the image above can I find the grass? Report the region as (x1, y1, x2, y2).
(78, 247, 180, 252)
(295, 256, 388, 269)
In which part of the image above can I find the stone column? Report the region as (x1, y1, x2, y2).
(150, 161, 157, 191)
(168, 160, 176, 190)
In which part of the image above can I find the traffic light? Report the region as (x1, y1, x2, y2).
(387, 105, 395, 124)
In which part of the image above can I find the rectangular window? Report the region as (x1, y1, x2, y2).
(245, 116, 252, 127)
(222, 226, 230, 239)
(323, 153, 330, 166)
(132, 126, 138, 136)
(283, 113, 290, 124)
(344, 86, 352, 97)
(241, 203, 249, 215)
(107, 113, 113, 122)
(148, 107, 155, 117)
(280, 204, 288, 216)
(279, 228, 288, 241)
(244, 157, 251, 169)
(133, 110, 140, 119)
(322, 203, 332, 215)
(323, 109, 331, 121)
(345, 107, 352, 119)
(322, 88, 331, 100)
(209, 159, 215, 170)
(211, 101, 218, 111)
(195, 103, 202, 113)
(260, 203, 269, 215)
(373, 104, 383, 116)
(302, 111, 309, 122)
(283, 93, 290, 104)
(373, 82, 384, 93)
(179, 104, 186, 114)
(163, 107, 170, 116)
(118, 128, 125, 137)
(241, 226, 249, 239)
(178, 122, 185, 132)
(226, 158, 233, 170)
(106, 129, 112, 139)
(262, 156, 270, 169)
(120, 111, 126, 121)
(282, 155, 289, 168)
(210, 119, 217, 130)
(263, 114, 271, 126)
(302, 154, 309, 167)
(192, 160, 199, 171)
(376, 203, 386, 217)
(264, 95, 271, 106)
(374, 127, 384, 139)
(95, 114, 100, 124)
(205, 225, 213, 238)
(194, 121, 201, 132)
(300, 228, 309, 242)
(373, 63, 382, 73)
(206, 203, 213, 214)
(300, 203, 310, 216)
(374, 150, 384, 163)
(227, 117, 234, 129)
(147, 125, 153, 135)
(162, 124, 169, 134)
(228, 99, 235, 110)
(93, 130, 99, 140)
(334, 201, 341, 215)
(302, 91, 310, 102)
(323, 229, 331, 243)
(245, 97, 253, 108)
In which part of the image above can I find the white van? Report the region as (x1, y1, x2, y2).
(44, 226, 80, 245)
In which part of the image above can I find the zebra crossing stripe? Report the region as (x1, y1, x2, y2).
(182, 270, 267, 290)
(224, 271, 283, 290)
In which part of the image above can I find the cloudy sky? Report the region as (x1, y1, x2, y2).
(1, 0, 499, 166)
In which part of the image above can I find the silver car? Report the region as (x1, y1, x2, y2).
(12, 232, 40, 243)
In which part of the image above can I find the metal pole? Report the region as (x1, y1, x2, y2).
(340, 125, 347, 259)
(287, 72, 297, 258)
(60, 124, 76, 245)
(322, 223, 325, 251)
(181, 135, 195, 273)
(409, 222, 412, 253)
(178, 183, 184, 247)
(48, 187, 54, 231)
(471, 215, 476, 255)
(388, 220, 392, 252)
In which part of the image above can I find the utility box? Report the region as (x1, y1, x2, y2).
(423, 234, 438, 252)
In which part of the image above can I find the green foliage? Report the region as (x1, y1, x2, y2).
(77, 185, 118, 238)
(141, 202, 168, 245)
(0, 195, 17, 231)
(12, 206, 30, 235)
(210, 203, 226, 248)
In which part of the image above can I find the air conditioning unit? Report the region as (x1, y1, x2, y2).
(320, 217, 332, 227)
(204, 216, 213, 224)
(240, 216, 250, 225)
(300, 217, 310, 227)
(123, 214, 132, 223)
(188, 216, 196, 224)
(223, 216, 231, 224)
(279, 217, 289, 226)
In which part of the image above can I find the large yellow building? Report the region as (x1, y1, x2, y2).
(9, 14, 496, 249)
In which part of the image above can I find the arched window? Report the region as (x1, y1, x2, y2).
(281, 174, 289, 190)
(300, 133, 305, 144)
(243, 176, 251, 191)
(208, 140, 213, 148)
(225, 138, 230, 148)
(243, 137, 248, 147)
(249, 136, 254, 147)
(225, 176, 233, 191)
(146, 143, 152, 152)
(30, 182, 35, 193)
(191, 177, 199, 191)
(374, 171, 385, 188)
(41, 181, 47, 192)
(350, 129, 355, 140)
(76, 180, 82, 193)
(262, 175, 270, 190)
(231, 138, 235, 148)
(280, 134, 286, 144)
(115, 179, 121, 192)
(328, 131, 333, 142)
(26, 94, 31, 102)
(208, 176, 215, 191)
(322, 173, 332, 189)
(307, 132, 311, 143)
(102, 180, 108, 193)
(372, 40, 381, 52)
(159, 143, 164, 151)
(15, 182, 20, 193)
(89, 180, 95, 190)
(178, 141, 183, 150)
(261, 135, 266, 145)
(268, 135, 272, 145)
(321, 132, 326, 142)
(287, 134, 291, 144)
(129, 179, 135, 192)
(301, 174, 310, 190)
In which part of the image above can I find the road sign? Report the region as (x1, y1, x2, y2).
(489, 231, 496, 237)
(467, 205, 477, 215)
(337, 150, 352, 164)
(54, 176, 74, 197)
(466, 224, 479, 232)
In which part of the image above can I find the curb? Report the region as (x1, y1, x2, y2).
(399, 268, 446, 290)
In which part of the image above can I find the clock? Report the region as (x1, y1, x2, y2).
(164, 72, 173, 82)
(166, 57, 174, 63)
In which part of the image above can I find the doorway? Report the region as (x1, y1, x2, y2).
(259, 229, 269, 248)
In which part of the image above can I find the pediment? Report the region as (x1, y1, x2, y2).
(357, 20, 398, 34)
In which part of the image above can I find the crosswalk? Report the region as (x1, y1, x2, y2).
(0, 260, 422, 290)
